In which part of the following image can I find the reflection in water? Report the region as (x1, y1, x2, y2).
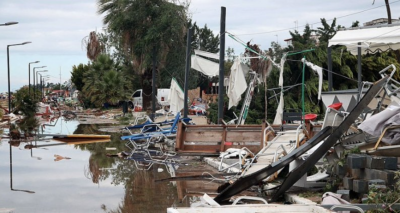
(3, 114, 197, 212)
(9, 142, 35, 194)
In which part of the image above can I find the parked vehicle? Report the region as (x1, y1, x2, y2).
(128, 89, 170, 110)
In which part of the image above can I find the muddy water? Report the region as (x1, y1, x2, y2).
(0, 117, 189, 213)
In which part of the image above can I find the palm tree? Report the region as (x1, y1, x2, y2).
(97, 0, 188, 110)
(82, 54, 131, 107)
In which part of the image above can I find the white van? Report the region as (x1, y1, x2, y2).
(128, 89, 170, 110)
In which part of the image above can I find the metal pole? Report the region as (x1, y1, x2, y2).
(7, 46, 11, 113)
(33, 68, 36, 100)
(9, 143, 12, 189)
(302, 56, 306, 123)
(327, 46, 333, 91)
(28, 63, 31, 95)
(183, 28, 193, 118)
(218, 6, 226, 124)
(151, 46, 157, 122)
(40, 76, 43, 100)
(357, 42, 362, 102)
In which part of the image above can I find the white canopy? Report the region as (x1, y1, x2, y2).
(329, 25, 400, 55)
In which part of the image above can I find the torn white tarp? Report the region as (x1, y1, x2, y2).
(273, 92, 284, 125)
(302, 58, 323, 100)
(194, 49, 219, 60)
(168, 78, 184, 114)
(278, 53, 288, 87)
(227, 58, 250, 109)
(191, 54, 219, 77)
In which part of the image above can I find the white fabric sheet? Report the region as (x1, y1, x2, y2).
(168, 78, 184, 114)
(194, 49, 219, 60)
(191, 55, 219, 77)
(227, 58, 250, 109)
(329, 25, 400, 55)
(302, 59, 323, 100)
(278, 53, 288, 87)
(273, 92, 284, 125)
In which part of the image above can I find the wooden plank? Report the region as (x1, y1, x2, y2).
(182, 145, 221, 152)
(184, 131, 223, 142)
(175, 121, 184, 150)
(220, 126, 227, 153)
(225, 132, 261, 142)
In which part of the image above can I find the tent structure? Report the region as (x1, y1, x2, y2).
(328, 24, 400, 55)
(328, 23, 400, 101)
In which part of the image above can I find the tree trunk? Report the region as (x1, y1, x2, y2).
(385, 0, 392, 24)
(141, 68, 153, 112)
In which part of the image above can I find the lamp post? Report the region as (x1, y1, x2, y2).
(39, 74, 49, 100)
(7, 41, 31, 113)
(28, 61, 40, 95)
(35, 71, 47, 100)
(41, 76, 50, 99)
(33, 66, 46, 97)
(35, 70, 47, 100)
(0, 22, 18, 26)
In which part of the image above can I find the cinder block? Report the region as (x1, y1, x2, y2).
(366, 156, 385, 169)
(383, 157, 398, 170)
(353, 179, 368, 194)
(336, 163, 347, 177)
(365, 169, 396, 186)
(343, 176, 353, 190)
(336, 190, 350, 202)
(347, 154, 366, 169)
(349, 168, 365, 179)
(368, 179, 386, 190)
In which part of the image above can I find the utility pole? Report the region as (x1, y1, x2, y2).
(218, 7, 226, 124)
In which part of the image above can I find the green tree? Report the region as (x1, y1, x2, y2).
(71, 64, 89, 91)
(82, 54, 131, 107)
(98, 0, 188, 110)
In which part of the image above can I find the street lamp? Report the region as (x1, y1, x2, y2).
(35, 70, 47, 100)
(38, 74, 49, 100)
(33, 66, 46, 96)
(41, 76, 50, 99)
(7, 41, 32, 113)
(28, 61, 40, 95)
(0, 22, 18, 26)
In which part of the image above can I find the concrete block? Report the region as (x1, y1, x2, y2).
(368, 179, 386, 190)
(349, 168, 365, 179)
(347, 154, 366, 169)
(353, 179, 368, 194)
(336, 190, 350, 202)
(343, 176, 353, 190)
(335, 163, 347, 177)
(365, 169, 396, 186)
(383, 157, 398, 170)
(366, 156, 385, 169)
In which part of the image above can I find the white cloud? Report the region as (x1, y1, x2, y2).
(0, 0, 399, 92)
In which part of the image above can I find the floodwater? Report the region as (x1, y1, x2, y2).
(0, 117, 189, 213)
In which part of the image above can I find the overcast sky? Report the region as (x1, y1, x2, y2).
(0, 0, 399, 93)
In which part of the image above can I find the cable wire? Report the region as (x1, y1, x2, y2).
(235, 0, 400, 36)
